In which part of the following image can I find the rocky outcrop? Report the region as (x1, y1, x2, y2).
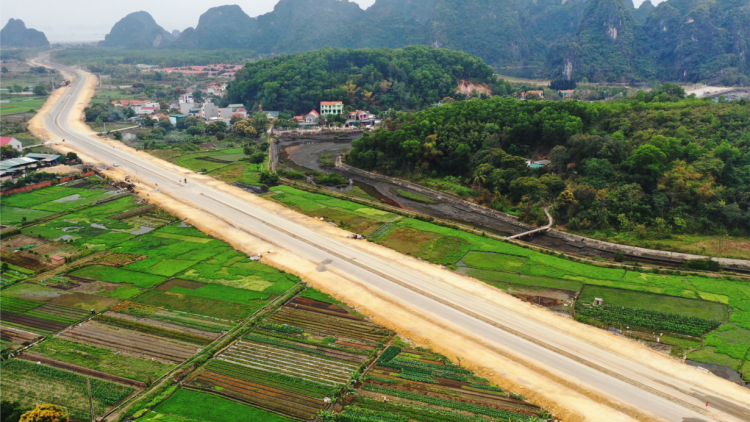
(0, 19, 50, 48)
(99, 11, 174, 48)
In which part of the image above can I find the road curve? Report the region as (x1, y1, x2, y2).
(36, 54, 750, 422)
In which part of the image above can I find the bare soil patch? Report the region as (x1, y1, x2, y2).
(156, 278, 206, 291)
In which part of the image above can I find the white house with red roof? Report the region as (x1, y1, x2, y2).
(320, 101, 344, 115)
(0, 137, 23, 152)
(295, 110, 320, 127)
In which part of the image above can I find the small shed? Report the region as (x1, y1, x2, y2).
(594, 297, 604, 306)
(51, 255, 66, 266)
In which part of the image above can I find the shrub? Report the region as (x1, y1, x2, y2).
(614, 252, 624, 263)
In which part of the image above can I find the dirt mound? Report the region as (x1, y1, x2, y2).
(456, 80, 492, 97)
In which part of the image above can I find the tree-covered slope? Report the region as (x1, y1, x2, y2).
(99, 12, 174, 48)
(225, 46, 497, 114)
(644, 0, 750, 84)
(547, 0, 655, 82)
(172, 5, 257, 50)
(345, 88, 750, 235)
(0, 19, 50, 48)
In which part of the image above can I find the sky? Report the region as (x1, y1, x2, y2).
(3, 0, 664, 43)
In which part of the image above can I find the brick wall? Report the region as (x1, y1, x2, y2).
(0, 171, 96, 196)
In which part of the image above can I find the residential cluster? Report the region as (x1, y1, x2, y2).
(139, 64, 243, 78)
(108, 96, 379, 131)
(293, 101, 379, 129)
(0, 137, 64, 181)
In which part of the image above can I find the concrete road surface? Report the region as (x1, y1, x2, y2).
(35, 54, 750, 422)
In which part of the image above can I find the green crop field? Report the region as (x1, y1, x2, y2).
(462, 251, 529, 272)
(393, 188, 437, 204)
(578, 286, 728, 321)
(33, 338, 173, 383)
(0, 96, 47, 116)
(267, 186, 394, 234)
(69, 265, 165, 288)
(154, 389, 296, 422)
(0, 359, 133, 421)
(172, 148, 246, 172)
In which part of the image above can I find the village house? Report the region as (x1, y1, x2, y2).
(179, 92, 194, 104)
(201, 102, 220, 121)
(522, 90, 545, 100)
(320, 101, 344, 115)
(0, 136, 23, 153)
(295, 110, 320, 128)
(112, 100, 160, 115)
(264, 111, 280, 120)
(346, 110, 378, 126)
(559, 89, 575, 99)
(219, 104, 247, 122)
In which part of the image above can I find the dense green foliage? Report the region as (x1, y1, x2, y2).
(225, 46, 498, 114)
(347, 92, 750, 235)
(576, 304, 722, 337)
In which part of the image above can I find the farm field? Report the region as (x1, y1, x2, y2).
(185, 294, 391, 420)
(153, 389, 295, 422)
(265, 185, 396, 235)
(341, 341, 544, 421)
(171, 148, 246, 173)
(0, 358, 134, 421)
(0, 95, 47, 116)
(266, 186, 750, 382)
(1, 178, 308, 420)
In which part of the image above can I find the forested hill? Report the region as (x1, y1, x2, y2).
(99, 12, 175, 48)
(549, 0, 750, 84)
(0, 19, 49, 48)
(224, 47, 503, 115)
(345, 88, 750, 236)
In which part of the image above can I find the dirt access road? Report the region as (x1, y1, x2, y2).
(31, 53, 750, 422)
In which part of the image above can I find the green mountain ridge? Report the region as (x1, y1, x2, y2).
(100, 0, 750, 84)
(0, 19, 50, 48)
(99, 11, 175, 48)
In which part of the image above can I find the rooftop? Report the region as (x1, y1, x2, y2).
(0, 136, 18, 146)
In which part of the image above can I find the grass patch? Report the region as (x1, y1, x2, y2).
(298, 289, 342, 305)
(100, 285, 142, 300)
(69, 265, 165, 288)
(393, 188, 437, 204)
(687, 347, 743, 370)
(704, 324, 750, 359)
(465, 269, 583, 292)
(154, 389, 296, 422)
(32, 337, 173, 383)
(462, 252, 528, 272)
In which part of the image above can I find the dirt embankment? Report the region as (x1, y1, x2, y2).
(457, 80, 491, 97)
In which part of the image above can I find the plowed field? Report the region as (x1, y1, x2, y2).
(61, 321, 199, 364)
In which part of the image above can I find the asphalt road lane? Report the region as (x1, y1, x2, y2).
(39, 56, 749, 422)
